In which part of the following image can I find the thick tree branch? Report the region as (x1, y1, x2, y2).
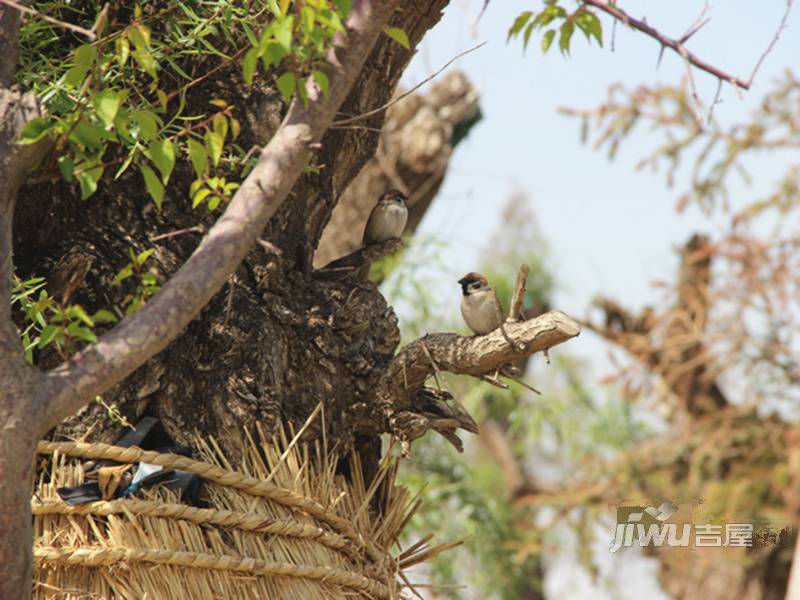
(384, 311, 580, 397)
(582, 0, 752, 89)
(0, 89, 51, 359)
(38, 0, 400, 432)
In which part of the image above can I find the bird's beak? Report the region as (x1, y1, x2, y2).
(457, 277, 468, 286)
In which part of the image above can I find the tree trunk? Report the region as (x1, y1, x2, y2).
(12, 2, 452, 465)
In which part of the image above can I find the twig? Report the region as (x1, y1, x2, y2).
(332, 41, 487, 127)
(707, 79, 723, 124)
(611, 18, 617, 52)
(479, 374, 509, 389)
(1, 0, 97, 40)
(257, 239, 283, 256)
(420, 340, 444, 391)
(678, 2, 711, 45)
(507, 264, 529, 322)
(581, 0, 751, 89)
(150, 225, 206, 242)
(747, 0, 795, 86)
(500, 372, 541, 395)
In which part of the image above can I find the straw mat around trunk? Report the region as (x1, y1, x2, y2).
(32, 421, 456, 599)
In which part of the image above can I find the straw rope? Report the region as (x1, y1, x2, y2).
(36, 440, 384, 563)
(34, 546, 392, 599)
(31, 499, 359, 560)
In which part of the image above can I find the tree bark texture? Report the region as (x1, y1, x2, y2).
(11, 1, 454, 460)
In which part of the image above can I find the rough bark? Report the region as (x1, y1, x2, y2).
(12, 1, 454, 460)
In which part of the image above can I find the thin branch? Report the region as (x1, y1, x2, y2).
(581, 0, 751, 89)
(38, 0, 401, 432)
(0, 0, 96, 40)
(149, 225, 206, 242)
(747, 0, 795, 86)
(332, 41, 487, 127)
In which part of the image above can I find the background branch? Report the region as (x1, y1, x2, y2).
(581, 0, 751, 89)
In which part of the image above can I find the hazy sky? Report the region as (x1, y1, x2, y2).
(396, 2, 799, 597)
(398, 0, 800, 377)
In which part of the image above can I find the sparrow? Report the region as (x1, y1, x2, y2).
(458, 272, 504, 335)
(362, 190, 408, 245)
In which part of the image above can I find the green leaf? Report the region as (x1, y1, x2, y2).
(66, 322, 97, 343)
(145, 139, 176, 183)
(115, 36, 130, 66)
(75, 43, 97, 67)
(542, 29, 556, 54)
(559, 20, 575, 55)
(192, 187, 211, 208)
(136, 248, 155, 265)
(113, 264, 133, 285)
(207, 195, 222, 211)
(262, 42, 287, 69)
(204, 130, 224, 167)
(334, 0, 352, 16)
(92, 309, 118, 323)
(133, 48, 158, 79)
(17, 117, 55, 145)
(38, 325, 59, 348)
(78, 165, 104, 200)
(523, 22, 536, 51)
(508, 11, 533, 40)
(70, 120, 106, 149)
(128, 25, 151, 49)
(311, 70, 329, 97)
(384, 27, 410, 49)
(92, 89, 125, 127)
(187, 139, 207, 179)
(266, 0, 280, 16)
(64, 44, 97, 87)
(586, 13, 602, 46)
(140, 163, 164, 209)
(276, 72, 296, 102)
(69, 304, 94, 326)
(273, 16, 294, 53)
(57, 155, 75, 182)
(297, 78, 309, 106)
(213, 114, 228, 143)
(132, 110, 159, 140)
(243, 47, 260, 85)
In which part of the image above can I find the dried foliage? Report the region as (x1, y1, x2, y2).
(32, 420, 456, 599)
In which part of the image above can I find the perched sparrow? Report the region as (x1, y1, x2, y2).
(362, 190, 408, 245)
(458, 272, 504, 335)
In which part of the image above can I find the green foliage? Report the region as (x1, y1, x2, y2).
(241, 0, 350, 101)
(113, 248, 161, 316)
(11, 275, 116, 363)
(509, 2, 602, 55)
(15, 0, 348, 210)
(383, 26, 410, 49)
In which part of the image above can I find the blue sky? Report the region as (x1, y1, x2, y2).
(398, 0, 800, 374)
